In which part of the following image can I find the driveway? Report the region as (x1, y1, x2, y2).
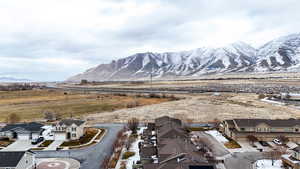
(34, 123, 125, 169)
(1, 140, 38, 151)
(44, 140, 64, 151)
(191, 131, 230, 157)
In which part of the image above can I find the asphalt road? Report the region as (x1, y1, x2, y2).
(35, 123, 124, 169)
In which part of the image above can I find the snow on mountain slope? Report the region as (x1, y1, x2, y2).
(256, 33, 300, 71)
(67, 33, 300, 82)
(68, 42, 257, 81)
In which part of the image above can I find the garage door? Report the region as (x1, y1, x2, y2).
(18, 133, 30, 140)
(54, 133, 66, 140)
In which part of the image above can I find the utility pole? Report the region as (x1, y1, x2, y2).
(150, 63, 153, 92)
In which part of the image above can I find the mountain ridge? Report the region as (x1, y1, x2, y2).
(68, 33, 300, 82)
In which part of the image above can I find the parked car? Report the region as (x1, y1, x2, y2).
(259, 141, 269, 147)
(273, 139, 282, 145)
(31, 137, 44, 145)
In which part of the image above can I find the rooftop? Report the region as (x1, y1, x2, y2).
(58, 119, 85, 126)
(0, 151, 33, 167)
(233, 118, 300, 127)
(0, 122, 43, 132)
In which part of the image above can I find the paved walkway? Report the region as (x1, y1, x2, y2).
(44, 140, 64, 151)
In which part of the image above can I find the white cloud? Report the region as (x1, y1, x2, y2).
(0, 0, 299, 81)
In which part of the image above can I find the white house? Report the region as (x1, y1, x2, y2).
(0, 122, 44, 140)
(0, 151, 35, 169)
(54, 119, 85, 140)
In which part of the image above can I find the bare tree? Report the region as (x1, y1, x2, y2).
(247, 135, 258, 146)
(125, 136, 135, 150)
(278, 135, 289, 144)
(44, 111, 55, 121)
(55, 112, 62, 120)
(127, 118, 139, 134)
(7, 113, 21, 124)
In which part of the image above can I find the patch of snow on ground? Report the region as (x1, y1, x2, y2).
(126, 127, 146, 169)
(256, 160, 283, 169)
(261, 98, 285, 105)
(205, 130, 228, 143)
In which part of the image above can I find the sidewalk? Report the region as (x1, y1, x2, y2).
(44, 140, 64, 150)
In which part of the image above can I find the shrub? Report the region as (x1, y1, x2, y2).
(122, 151, 135, 159)
(149, 93, 161, 98)
(258, 94, 266, 99)
(108, 159, 117, 168)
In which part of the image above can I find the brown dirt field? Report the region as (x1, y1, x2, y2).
(86, 93, 300, 124)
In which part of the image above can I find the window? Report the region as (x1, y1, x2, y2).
(72, 133, 76, 137)
(241, 128, 245, 131)
(72, 127, 76, 131)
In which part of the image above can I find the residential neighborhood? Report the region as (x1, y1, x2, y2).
(0, 118, 101, 169)
(0, 151, 35, 169)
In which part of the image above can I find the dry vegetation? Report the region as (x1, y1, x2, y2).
(0, 90, 172, 122)
(87, 92, 300, 123)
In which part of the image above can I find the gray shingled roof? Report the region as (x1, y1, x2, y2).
(0, 122, 43, 132)
(58, 119, 85, 126)
(293, 146, 300, 152)
(0, 151, 27, 167)
(233, 119, 300, 127)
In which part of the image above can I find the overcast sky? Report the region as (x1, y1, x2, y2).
(0, 0, 299, 81)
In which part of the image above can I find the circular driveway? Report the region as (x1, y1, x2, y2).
(37, 158, 80, 169)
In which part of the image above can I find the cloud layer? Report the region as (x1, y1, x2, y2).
(0, 0, 299, 81)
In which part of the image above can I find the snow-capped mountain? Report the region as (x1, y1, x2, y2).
(68, 33, 300, 81)
(256, 33, 300, 71)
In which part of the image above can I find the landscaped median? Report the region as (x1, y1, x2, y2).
(0, 138, 14, 147)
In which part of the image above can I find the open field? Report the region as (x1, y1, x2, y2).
(87, 92, 300, 123)
(0, 90, 172, 122)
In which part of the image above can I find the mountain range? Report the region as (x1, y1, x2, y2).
(68, 33, 300, 82)
(0, 77, 32, 83)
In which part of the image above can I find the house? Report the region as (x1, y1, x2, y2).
(140, 116, 216, 169)
(0, 151, 35, 169)
(282, 146, 300, 169)
(53, 119, 85, 140)
(222, 119, 300, 142)
(0, 122, 44, 140)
